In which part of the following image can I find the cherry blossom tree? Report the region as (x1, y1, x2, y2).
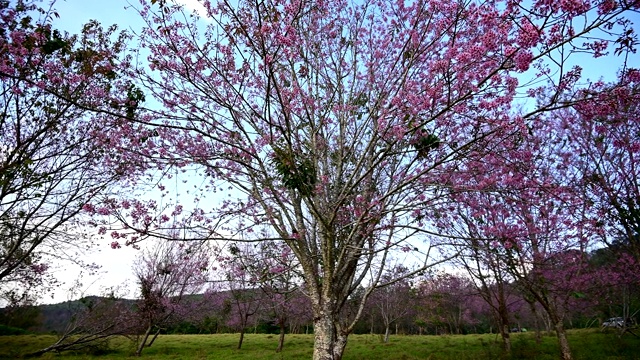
(560, 69, 640, 255)
(0, 0, 143, 301)
(110, 0, 640, 358)
(445, 218, 519, 351)
(415, 273, 480, 335)
(132, 240, 209, 356)
(284, 287, 313, 334)
(216, 242, 265, 350)
(567, 63, 640, 337)
(438, 114, 600, 359)
(369, 265, 415, 342)
(587, 240, 640, 332)
(532, 69, 640, 339)
(213, 239, 305, 350)
(250, 241, 304, 352)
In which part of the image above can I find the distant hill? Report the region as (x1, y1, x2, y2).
(41, 296, 139, 333)
(1, 290, 272, 335)
(0, 296, 136, 334)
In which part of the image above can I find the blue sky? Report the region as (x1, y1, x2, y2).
(51, 0, 140, 33)
(51, 0, 207, 33)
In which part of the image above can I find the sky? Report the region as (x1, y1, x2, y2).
(28, 0, 640, 304)
(37, 0, 210, 304)
(51, 0, 207, 33)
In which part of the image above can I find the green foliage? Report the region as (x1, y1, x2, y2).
(17, 17, 71, 55)
(414, 129, 441, 158)
(0, 156, 33, 189)
(351, 92, 368, 108)
(0, 324, 28, 335)
(572, 292, 586, 299)
(0, 302, 40, 331)
(125, 83, 146, 119)
(271, 146, 316, 196)
(350, 93, 369, 119)
(40, 30, 69, 55)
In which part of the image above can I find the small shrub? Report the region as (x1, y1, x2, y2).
(0, 324, 28, 335)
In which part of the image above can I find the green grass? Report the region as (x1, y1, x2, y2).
(0, 329, 638, 359)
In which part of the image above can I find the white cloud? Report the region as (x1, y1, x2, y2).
(176, 0, 208, 17)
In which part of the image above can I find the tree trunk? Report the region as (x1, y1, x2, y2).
(543, 312, 552, 335)
(147, 328, 161, 347)
(500, 324, 511, 353)
(496, 302, 511, 353)
(276, 322, 286, 352)
(237, 313, 250, 350)
(527, 300, 542, 344)
(554, 321, 573, 360)
(313, 313, 348, 360)
(135, 325, 153, 356)
(237, 328, 245, 350)
(384, 324, 390, 343)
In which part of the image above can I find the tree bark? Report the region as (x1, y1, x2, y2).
(554, 321, 573, 360)
(313, 313, 348, 360)
(499, 323, 511, 353)
(496, 302, 511, 353)
(276, 322, 286, 352)
(237, 328, 245, 350)
(526, 299, 542, 343)
(384, 324, 390, 343)
(147, 328, 161, 347)
(135, 325, 153, 356)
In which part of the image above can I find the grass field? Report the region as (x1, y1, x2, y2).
(0, 329, 638, 359)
